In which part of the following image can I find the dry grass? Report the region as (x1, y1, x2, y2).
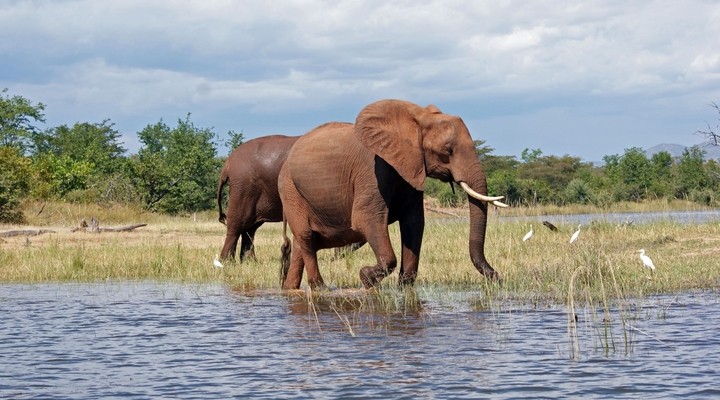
(1, 201, 719, 304)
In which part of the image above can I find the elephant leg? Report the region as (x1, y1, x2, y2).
(220, 230, 240, 261)
(282, 239, 306, 289)
(359, 230, 397, 289)
(303, 251, 325, 289)
(398, 199, 424, 286)
(299, 234, 325, 289)
(239, 222, 262, 262)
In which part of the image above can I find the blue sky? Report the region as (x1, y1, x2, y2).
(2, 0, 719, 161)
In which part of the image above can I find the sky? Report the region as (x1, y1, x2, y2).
(2, 0, 720, 162)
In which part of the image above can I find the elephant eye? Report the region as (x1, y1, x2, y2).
(444, 144, 453, 156)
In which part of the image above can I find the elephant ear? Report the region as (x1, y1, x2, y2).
(355, 99, 427, 191)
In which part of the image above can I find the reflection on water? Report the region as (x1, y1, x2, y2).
(1, 283, 719, 398)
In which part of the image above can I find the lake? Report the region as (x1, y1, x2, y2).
(501, 209, 720, 226)
(1, 283, 718, 398)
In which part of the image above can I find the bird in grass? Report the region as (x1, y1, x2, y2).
(569, 224, 582, 244)
(522, 225, 533, 242)
(639, 249, 656, 274)
(213, 254, 224, 269)
(542, 220, 558, 232)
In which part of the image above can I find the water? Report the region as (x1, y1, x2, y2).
(502, 209, 720, 226)
(1, 283, 719, 398)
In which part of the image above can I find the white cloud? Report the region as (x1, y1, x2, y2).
(2, 0, 720, 157)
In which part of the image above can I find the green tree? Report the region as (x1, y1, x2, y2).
(649, 151, 673, 197)
(474, 139, 494, 159)
(521, 148, 543, 163)
(224, 130, 245, 154)
(0, 146, 31, 223)
(0, 88, 46, 152)
(675, 146, 709, 197)
(33, 120, 126, 175)
(605, 147, 652, 201)
(131, 115, 220, 213)
(30, 153, 95, 198)
(487, 170, 523, 205)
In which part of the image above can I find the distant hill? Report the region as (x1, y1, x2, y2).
(645, 142, 720, 161)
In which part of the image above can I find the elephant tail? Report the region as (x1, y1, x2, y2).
(280, 215, 291, 285)
(217, 167, 229, 225)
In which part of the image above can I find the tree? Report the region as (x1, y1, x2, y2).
(30, 153, 95, 198)
(224, 130, 245, 154)
(474, 139, 494, 159)
(521, 148, 543, 163)
(650, 151, 673, 197)
(696, 102, 720, 146)
(0, 88, 46, 152)
(675, 146, 709, 197)
(0, 146, 31, 223)
(605, 147, 653, 201)
(33, 120, 126, 175)
(131, 115, 220, 213)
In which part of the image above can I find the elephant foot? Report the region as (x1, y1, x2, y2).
(475, 263, 501, 282)
(398, 274, 416, 287)
(359, 266, 384, 289)
(308, 279, 327, 290)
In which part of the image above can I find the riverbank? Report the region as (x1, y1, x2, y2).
(1, 201, 719, 303)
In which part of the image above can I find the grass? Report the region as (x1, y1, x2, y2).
(6, 200, 716, 358)
(2, 200, 719, 304)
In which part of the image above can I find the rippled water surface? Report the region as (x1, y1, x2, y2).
(1, 283, 719, 399)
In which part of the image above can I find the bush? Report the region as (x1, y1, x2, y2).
(65, 174, 140, 205)
(689, 189, 717, 206)
(563, 178, 595, 204)
(425, 179, 466, 207)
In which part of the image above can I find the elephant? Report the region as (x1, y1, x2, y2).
(217, 135, 299, 261)
(278, 99, 506, 290)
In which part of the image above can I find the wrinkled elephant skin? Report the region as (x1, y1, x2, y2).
(217, 135, 298, 261)
(279, 99, 500, 289)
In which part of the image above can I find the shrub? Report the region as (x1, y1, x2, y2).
(563, 178, 595, 205)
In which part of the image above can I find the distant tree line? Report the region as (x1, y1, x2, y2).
(426, 141, 720, 208)
(1, 88, 243, 223)
(1, 88, 719, 223)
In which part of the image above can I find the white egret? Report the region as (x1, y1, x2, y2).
(639, 249, 656, 273)
(522, 225, 533, 242)
(569, 224, 581, 244)
(213, 254, 224, 269)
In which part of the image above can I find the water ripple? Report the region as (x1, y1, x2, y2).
(0, 283, 718, 398)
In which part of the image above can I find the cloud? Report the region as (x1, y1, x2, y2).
(1, 0, 720, 158)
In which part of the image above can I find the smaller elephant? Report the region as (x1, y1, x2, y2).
(217, 135, 299, 261)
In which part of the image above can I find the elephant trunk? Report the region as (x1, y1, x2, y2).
(462, 164, 500, 281)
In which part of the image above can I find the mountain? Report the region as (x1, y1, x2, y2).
(645, 142, 720, 161)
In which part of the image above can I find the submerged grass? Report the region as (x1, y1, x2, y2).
(2, 201, 719, 306)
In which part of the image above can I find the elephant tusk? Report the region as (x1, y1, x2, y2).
(492, 200, 509, 208)
(459, 182, 505, 202)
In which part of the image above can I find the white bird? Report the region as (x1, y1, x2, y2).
(522, 225, 533, 242)
(213, 254, 224, 269)
(569, 224, 581, 244)
(639, 249, 656, 273)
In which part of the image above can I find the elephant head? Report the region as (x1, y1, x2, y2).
(355, 99, 502, 279)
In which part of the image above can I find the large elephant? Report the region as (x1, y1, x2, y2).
(278, 99, 505, 289)
(217, 135, 299, 261)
